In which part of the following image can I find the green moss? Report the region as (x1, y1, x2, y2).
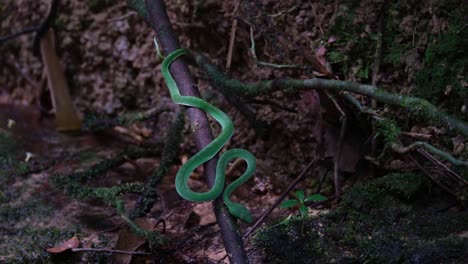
(415, 23, 467, 117)
(0, 130, 33, 192)
(381, 1, 414, 68)
(0, 201, 52, 226)
(376, 119, 401, 146)
(0, 129, 15, 165)
(49, 143, 169, 248)
(326, 3, 378, 81)
(379, 172, 426, 200)
(254, 217, 324, 264)
(385, 41, 411, 67)
(255, 173, 468, 263)
(404, 237, 468, 263)
(401, 96, 447, 126)
(327, 51, 347, 64)
(0, 227, 81, 264)
(1, 226, 112, 263)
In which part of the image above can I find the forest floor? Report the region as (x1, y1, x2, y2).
(0, 0, 467, 263)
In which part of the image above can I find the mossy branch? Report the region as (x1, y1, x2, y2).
(52, 146, 162, 193)
(132, 111, 185, 217)
(192, 53, 468, 137)
(98, 186, 167, 247)
(391, 141, 468, 168)
(51, 145, 167, 246)
(83, 107, 169, 131)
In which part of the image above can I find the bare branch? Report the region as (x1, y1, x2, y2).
(144, 0, 249, 263)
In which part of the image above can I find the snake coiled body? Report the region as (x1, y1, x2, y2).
(161, 49, 256, 223)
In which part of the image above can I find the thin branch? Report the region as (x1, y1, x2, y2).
(71, 248, 151, 256)
(243, 158, 318, 239)
(341, 93, 382, 119)
(32, 0, 59, 58)
(83, 106, 170, 131)
(408, 154, 464, 198)
(248, 25, 308, 70)
(225, 0, 241, 72)
(391, 141, 468, 168)
(325, 92, 347, 200)
(416, 149, 463, 181)
(107, 11, 137, 22)
(370, 1, 386, 179)
(0, 26, 40, 43)
(400, 131, 432, 140)
(211, 80, 270, 139)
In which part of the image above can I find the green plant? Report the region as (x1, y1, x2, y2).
(281, 190, 327, 216)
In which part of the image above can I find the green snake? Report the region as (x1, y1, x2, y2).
(160, 48, 256, 223)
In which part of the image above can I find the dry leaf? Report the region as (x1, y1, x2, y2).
(111, 218, 158, 264)
(47, 236, 80, 253)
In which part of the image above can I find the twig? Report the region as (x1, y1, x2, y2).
(0, 26, 40, 43)
(391, 141, 468, 168)
(243, 158, 318, 239)
(225, 0, 241, 72)
(225, 157, 245, 177)
(407, 155, 463, 197)
(107, 11, 137, 22)
(144, 1, 250, 263)
(33, 0, 59, 58)
(325, 92, 347, 200)
(84, 106, 170, 131)
(400, 131, 432, 140)
(417, 149, 467, 184)
(267, 5, 299, 18)
(370, 2, 386, 180)
(341, 93, 382, 119)
(210, 80, 270, 139)
(248, 25, 308, 70)
(71, 248, 151, 256)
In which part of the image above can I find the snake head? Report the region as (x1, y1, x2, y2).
(228, 203, 253, 223)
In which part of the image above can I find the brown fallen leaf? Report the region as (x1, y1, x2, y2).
(47, 236, 80, 253)
(111, 217, 158, 264)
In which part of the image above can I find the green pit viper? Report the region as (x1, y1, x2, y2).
(158, 47, 256, 223)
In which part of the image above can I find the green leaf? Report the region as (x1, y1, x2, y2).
(299, 205, 308, 215)
(295, 190, 305, 202)
(280, 199, 300, 208)
(304, 194, 328, 203)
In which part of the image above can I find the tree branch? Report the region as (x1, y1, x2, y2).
(144, 1, 249, 263)
(193, 53, 468, 137)
(391, 141, 468, 168)
(0, 26, 40, 43)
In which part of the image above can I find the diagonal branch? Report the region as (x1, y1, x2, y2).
(144, 0, 249, 263)
(193, 53, 468, 137)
